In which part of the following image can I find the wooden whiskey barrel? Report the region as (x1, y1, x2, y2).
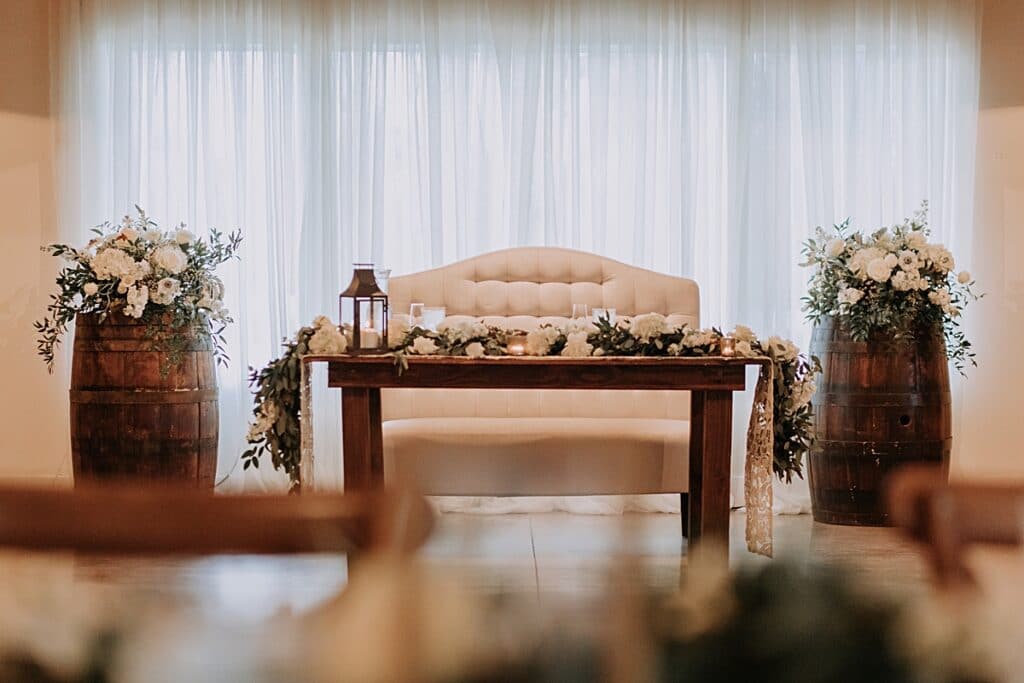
(808, 317, 951, 526)
(70, 313, 218, 487)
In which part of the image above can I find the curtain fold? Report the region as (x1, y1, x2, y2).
(52, 0, 981, 505)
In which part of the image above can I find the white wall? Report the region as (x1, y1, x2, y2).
(958, 0, 1024, 480)
(0, 1, 68, 482)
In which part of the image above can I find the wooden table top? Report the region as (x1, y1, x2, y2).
(312, 354, 767, 390)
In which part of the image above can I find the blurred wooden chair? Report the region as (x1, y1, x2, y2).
(887, 466, 1024, 585)
(0, 484, 433, 556)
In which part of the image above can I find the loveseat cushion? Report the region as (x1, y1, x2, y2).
(383, 417, 688, 495)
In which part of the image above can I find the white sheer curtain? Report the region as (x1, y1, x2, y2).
(52, 0, 980, 508)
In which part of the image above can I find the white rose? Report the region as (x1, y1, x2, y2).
(525, 329, 555, 356)
(628, 313, 668, 342)
(144, 228, 163, 242)
(175, 228, 195, 245)
(732, 324, 757, 343)
(152, 245, 188, 274)
(560, 331, 593, 358)
(925, 245, 955, 273)
(866, 258, 893, 283)
(465, 342, 486, 358)
(151, 277, 181, 305)
(928, 288, 951, 308)
(957, 271, 971, 285)
(411, 336, 439, 355)
(884, 253, 898, 268)
(766, 336, 798, 361)
(897, 250, 919, 272)
(890, 271, 913, 292)
(825, 238, 846, 259)
(82, 282, 99, 296)
(119, 227, 139, 242)
(735, 340, 754, 357)
(848, 247, 885, 279)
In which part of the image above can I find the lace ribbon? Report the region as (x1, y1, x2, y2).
(299, 356, 775, 556)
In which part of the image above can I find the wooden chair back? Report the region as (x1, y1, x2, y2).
(886, 466, 1024, 585)
(0, 485, 433, 556)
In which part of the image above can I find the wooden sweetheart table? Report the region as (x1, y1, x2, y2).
(304, 354, 768, 551)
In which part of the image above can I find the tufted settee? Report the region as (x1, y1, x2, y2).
(383, 247, 701, 498)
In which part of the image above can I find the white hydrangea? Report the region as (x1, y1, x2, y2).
(411, 336, 439, 355)
(735, 340, 754, 357)
(308, 320, 348, 354)
(151, 245, 188, 274)
(866, 258, 893, 283)
(91, 247, 138, 281)
(124, 284, 149, 318)
(825, 238, 846, 259)
(119, 227, 139, 242)
(905, 231, 927, 249)
(144, 227, 163, 242)
(151, 277, 181, 305)
(560, 331, 593, 357)
(628, 313, 668, 342)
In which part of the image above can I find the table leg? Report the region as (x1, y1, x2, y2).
(687, 390, 733, 546)
(368, 388, 384, 483)
(342, 387, 385, 491)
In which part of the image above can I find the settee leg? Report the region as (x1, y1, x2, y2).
(680, 493, 689, 538)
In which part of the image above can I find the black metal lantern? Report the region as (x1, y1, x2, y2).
(339, 263, 389, 354)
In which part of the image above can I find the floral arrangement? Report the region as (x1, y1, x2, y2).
(244, 314, 819, 489)
(35, 207, 241, 371)
(801, 202, 978, 372)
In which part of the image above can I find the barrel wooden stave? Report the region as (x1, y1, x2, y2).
(808, 317, 951, 526)
(70, 313, 218, 488)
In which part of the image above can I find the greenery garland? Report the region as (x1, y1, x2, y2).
(244, 315, 819, 490)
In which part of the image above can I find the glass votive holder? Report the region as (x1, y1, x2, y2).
(720, 336, 736, 357)
(506, 333, 528, 356)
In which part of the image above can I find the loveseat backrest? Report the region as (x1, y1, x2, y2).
(387, 247, 699, 324)
(383, 247, 700, 423)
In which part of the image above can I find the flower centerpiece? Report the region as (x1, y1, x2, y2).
(800, 201, 977, 525)
(244, 315, 819, 490)
(35, 206, 241, 371)
(36, 207, 241, 487)
(801, 201, 977, 373)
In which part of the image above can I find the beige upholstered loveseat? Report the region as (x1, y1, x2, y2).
(383, 247, 700, 497)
